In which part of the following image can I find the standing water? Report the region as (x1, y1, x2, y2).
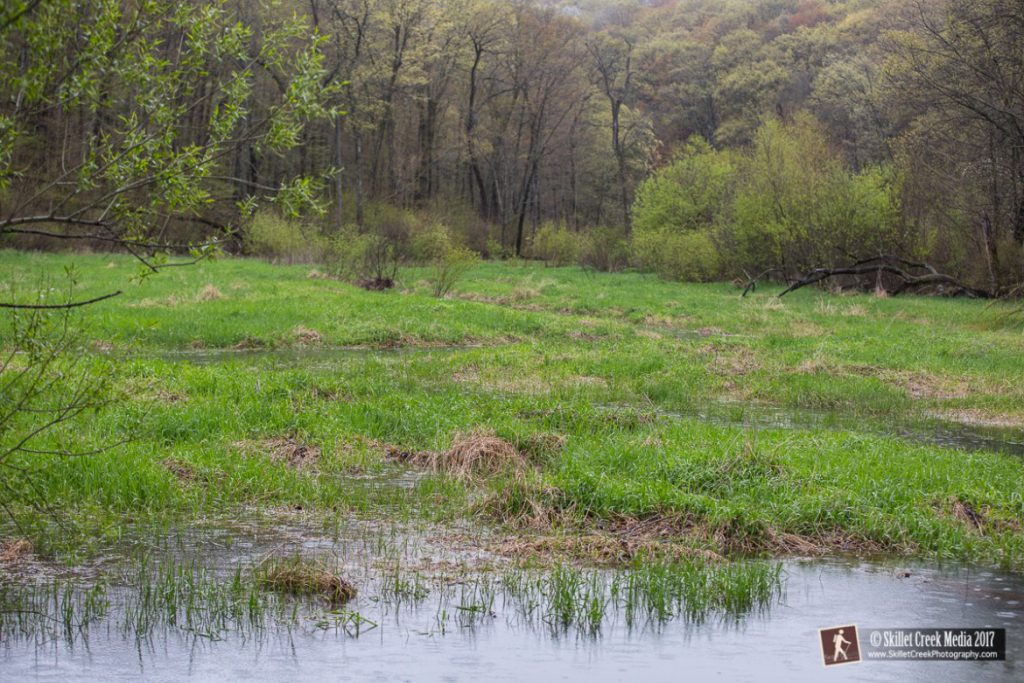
(1, 529, 1019, 682)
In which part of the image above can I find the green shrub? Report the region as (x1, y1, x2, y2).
(486, 238, 511, 260)
(411, 223, 480, 297)
(633, 229, 721, 282)
(325, 230, 402, 289)
(579, 226, 630, 272)
(529, 222, 581, 266)
(632, 137, 737, 236)
(323, 205, 421, 289)
(630, 137, 734, 281)
(245, 211, 325, 264)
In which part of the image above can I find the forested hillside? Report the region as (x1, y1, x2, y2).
(2, 0, 1022, 292)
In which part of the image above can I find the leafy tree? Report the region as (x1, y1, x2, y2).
(725, 113, 901, 275)
(885, 0, 1024, 291)
(0, 0, 335, 303)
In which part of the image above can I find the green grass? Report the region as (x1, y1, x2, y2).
(1, 249, 1023, 567)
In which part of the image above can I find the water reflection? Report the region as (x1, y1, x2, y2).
(1, 559, 1018, 681)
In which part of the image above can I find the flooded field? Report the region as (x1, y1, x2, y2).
(1, 507, 1021, 680)
(4, 255, 1024, 680)
(1, 538, 1019, 681)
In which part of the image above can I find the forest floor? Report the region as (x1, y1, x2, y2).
(2, 249, 1024, 570)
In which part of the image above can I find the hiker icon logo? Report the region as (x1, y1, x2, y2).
(819, 625, 861, 666)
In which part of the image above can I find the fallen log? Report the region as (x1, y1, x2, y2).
(776, 256, 991, 298)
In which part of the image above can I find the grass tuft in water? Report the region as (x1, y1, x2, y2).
(0, 580, 109, 643)
(500, 558, 783, 636)
(255, 555, 356, 605)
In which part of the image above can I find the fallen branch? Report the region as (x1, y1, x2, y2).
(740, 268, 789, 297)
(0, 291, 123, 309)
(777, 256, 991, 298)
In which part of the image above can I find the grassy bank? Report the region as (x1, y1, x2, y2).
(2, 250, 1023, 567)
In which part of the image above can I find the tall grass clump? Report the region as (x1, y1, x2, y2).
(125, 557, 298, 639)
(0, 580, 109, 643)
(499, 559, 782, 636)
(613, 558, 783, 628)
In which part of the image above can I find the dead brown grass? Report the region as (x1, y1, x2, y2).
(456, 288, 539, 305)
(928, 408, 1024, 429)
(930, 496, 1021, 535)
(788, 321, 825, 337)
(451, 366, 551, 394)
(256, 557, 356, 604)
(792, 362, 971, 400)
(371, 439, 420, 462)
(409, 430, 529, 480)
(475, 476, 574, 528)
(601, 408, 656, 430)
(480, 478, 899, 559)
(487, 533, 723, 567)
(699, 343, 762, 377)
(757, 529, 889, 556)
(949, 499, 984, 532)
(292, 325, 323, 345)
(163, 458, 196, 484)
(892, 371, 969, 399)
(232, 336, 266, 350)
(0, 538, 33, 563)
(513, 432, 567, 460)
(485, 499, 902, 561)
(197, 284, 224, 301)
(234, 437, 321, 469)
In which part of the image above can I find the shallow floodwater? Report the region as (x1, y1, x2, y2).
(2, 558, 1019, 682)
(34, 347, 1010, 680)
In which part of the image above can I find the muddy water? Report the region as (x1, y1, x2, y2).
(1, 558, 1019, 682)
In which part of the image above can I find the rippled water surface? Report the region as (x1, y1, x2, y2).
(2, 551, 1020, 682)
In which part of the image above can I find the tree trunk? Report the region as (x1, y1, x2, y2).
(515, 159, 539, 257)
(980, 211, 999, 294)
(354, 129, 365, 229)
(611, 100, 630, 233)
(333, 114, 344, 233)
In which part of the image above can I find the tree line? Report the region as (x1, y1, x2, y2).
(2, 0, 1023, 294)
